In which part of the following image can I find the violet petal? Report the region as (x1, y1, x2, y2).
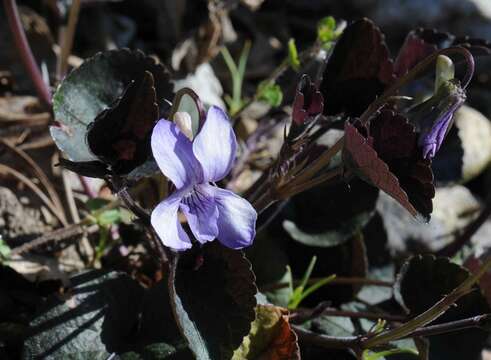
(180, 184, 219, 243)
(192, 106, 237, 183)
(151, 119, 202, 189)
(203, 184, 257, 249)
(150, 188, 192, 251)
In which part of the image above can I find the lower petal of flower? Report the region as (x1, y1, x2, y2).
(151, 189, 192, 251)
(203, 184, 257, 249)
(180, 185, 219, 244)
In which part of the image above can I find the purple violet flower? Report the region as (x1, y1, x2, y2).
(409, 80, 466, 160)
(150, 106, 257, 251)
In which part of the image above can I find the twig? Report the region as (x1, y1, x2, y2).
(3, 0, 52, 106)
(62, 169, 94, 259)
(0, 163, 67, 226)
(0, 138, 66, 221)
(11, 223, 98, 256)
(403, 314, 491, 339)
(117, 187, 169, 263)
(56, 0, 81, 79)
(0, 110, 50, 125)
(291, 302, 405, 324)
(292, 325, 359, 351)
(437, 200, 491, 258)
(10, 199, 121, 256)
(52, 44, 83, 69)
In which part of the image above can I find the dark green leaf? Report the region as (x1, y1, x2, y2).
(283, 212, 372, 248)
(246, 231, 292, 308)
(86, 71, 159, 174)
(22, 271, 144, 359)
(51, 49, 173, 162)
(394, 255, 490, 360)
(169, 242, 257, 360)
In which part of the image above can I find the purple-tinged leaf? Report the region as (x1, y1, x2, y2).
(320, 18, 394, 116)
(395, 28, 491, 77)
(87, 71, 159, 174)
(292, 75, 324, 126)
(343, 121, 418, 218)
(344, 110, 435, 220)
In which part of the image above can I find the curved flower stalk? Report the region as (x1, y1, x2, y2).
(151, 106, 257, 251)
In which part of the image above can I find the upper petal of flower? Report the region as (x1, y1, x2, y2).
(151, 189, 192, 251)
(192, 106, 237, 183)
(203, 184, 257, 249)
(151, 119, 202, 189)
(180, 184, 219, 244)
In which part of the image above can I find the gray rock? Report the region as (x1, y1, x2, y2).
(0, 187, 53, 243)
(457, 106, 491, 182)
(378, 185, 481, 252)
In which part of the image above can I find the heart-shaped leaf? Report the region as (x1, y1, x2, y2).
(22, 271, 144, 359)
(343, 110, 435, 220)
(168, 242, 257, 360)
(395, 28, 491, 77)
(320, 18, 394, 116)
(51, 49, 173, 162)
(394, 255, 490, 360)
(86, 70, 158, 174)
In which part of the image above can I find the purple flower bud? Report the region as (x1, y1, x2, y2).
(408, 80, 466, 159)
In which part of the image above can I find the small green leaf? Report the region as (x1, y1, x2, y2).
(0, 237, 11, 261)
(221, 42, 250, 115)
(257, 82, 283, 107)
(97, 209, 121, 226)
(86, 198, 124, 226)
(288, 256, 336, 309)
(317, 16, 337, 43)
(363, 347, 419, 360)
(288, 39, 301, 71)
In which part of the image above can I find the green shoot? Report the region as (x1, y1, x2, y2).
(221, 41, 251, 116)
(0, 236, 11, 263)
(86, 198, 128, 262)
(317, 16, 343, 49)
(257, 81, 283, 107)
(363, 347, 419, 360)
(288, 256, 336, 309)
(288, 38, 300, 71)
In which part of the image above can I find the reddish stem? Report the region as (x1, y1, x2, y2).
(3, 0, 52, 106)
